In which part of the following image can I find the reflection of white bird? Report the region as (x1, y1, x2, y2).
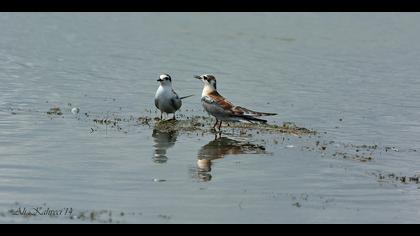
(152, 129, 178, 164)
(155, 74, 193, 120)
(194, 74, 277, 130)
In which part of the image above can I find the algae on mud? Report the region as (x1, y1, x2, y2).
(82, 111, 317, 137)
(148, 116, 316, 136)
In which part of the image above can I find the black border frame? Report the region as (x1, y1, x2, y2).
(2, 0, 419, 12)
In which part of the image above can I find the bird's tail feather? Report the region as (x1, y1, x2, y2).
(237, 106, 277, 116)
(180, 95, 194, 99)
(234, 115, 268, 123)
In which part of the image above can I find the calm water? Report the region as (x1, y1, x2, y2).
(1, 13, 420, 223)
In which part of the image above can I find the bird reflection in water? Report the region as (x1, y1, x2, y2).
(152, 128, 178, 164)
(193, 136, 266, 182)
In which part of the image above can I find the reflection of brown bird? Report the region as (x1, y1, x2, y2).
(152, 129, 178, 164)
(193, 136, 266, 182)
(198, 137, 266, 160)
(198, 137, 247, 161)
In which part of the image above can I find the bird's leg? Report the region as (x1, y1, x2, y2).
(218, 121, 223, 131)
(212, 119, 219, 131)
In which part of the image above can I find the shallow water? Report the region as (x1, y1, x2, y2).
(1, 13, 420, 223)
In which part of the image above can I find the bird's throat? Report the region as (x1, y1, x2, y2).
(202, 85, 216, 97)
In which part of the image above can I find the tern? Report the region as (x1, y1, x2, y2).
(155, 74, 193, 120)
(195, 74, 277, 131)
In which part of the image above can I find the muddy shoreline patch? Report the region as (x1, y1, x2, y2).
(148, 116, 317, 136)
(81, 111, 317, 136)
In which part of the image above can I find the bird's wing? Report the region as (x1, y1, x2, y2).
(206, 91, 276, 117)
(154, 97, 159, 109)
(171, 89, 180, 99)
(170, 89, 182, 110)
(205, 91, 243, 115)
(234, 106, 277, 116)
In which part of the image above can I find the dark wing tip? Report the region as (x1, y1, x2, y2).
(236, 106, 277, 116)
(234, 114, 268, 123)
(262, 112, 278, 116)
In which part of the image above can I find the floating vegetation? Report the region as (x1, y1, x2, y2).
(93, 118, 120, 126)
(46, 107, 63, 116)
(370, 171, 420, 185)
(332, 151, 374, 162)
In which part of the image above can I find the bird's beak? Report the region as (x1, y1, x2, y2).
(157, 79, 163, 82)
(194, 75, 202, 80)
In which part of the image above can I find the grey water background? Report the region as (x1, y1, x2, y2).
(0, 13, 420, 223)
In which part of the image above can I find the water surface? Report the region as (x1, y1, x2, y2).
(0, 13, 420, 223)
